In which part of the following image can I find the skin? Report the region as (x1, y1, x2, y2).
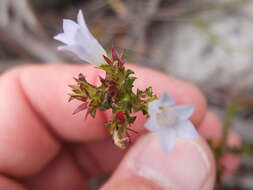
(0, 63, 240, 190)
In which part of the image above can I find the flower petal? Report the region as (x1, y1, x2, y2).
(57, 45, 74, 51)
(54, 10, 107, 66)
(175, 120, 199, 140)
(57, 44, 87, 58)
(63, 19, 79, 33)
(77, 10, 92, 39)
(160, 92, 175, 106)
(145, 117, 160, 132)
(57, 45, 96, 63)
(74, 27, 106, 65)
(62, 19, 79, 41)
(157, 128, 177, 153)
(54, 33, 73, 44)
(173, 104, 194, 120)
(148, 100, 160, 117)
(77, 10, 86, 28)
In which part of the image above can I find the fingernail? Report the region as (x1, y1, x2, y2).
(127, 133, 213, 190)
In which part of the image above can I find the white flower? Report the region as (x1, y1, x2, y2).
(54, 10, 106, 66)
(145, 92, 199, 153)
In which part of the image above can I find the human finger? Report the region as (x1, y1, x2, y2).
(101, 133, 215, 190)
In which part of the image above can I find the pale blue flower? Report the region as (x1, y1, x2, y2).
(54, 10, 106, 66)
(145, 92, 199, 153)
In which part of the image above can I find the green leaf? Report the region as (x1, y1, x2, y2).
(119, 94, 129, 102)
(126, 101, 132, 112)
(100, 64, 116, 75)
(90, 108, 97, 117)
(128, 116, 136, 124)
(145, 87, 152, 97)
(125, 69, 134, 78)
(126, 77, 136, 90)
(69, 84, 80, 90)
(137, 89, 142, 96)
(142, 109, 148, 115)
(68, 93, 83, 97)
(104, 123, 111, 128)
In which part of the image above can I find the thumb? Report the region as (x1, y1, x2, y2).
(101, 134, 215, 190)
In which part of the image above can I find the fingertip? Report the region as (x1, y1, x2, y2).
(182, 81, 207, 125)
(102, 134, 215, 190)
(198, 111, 223, 140)
(0, 67, 60, 177)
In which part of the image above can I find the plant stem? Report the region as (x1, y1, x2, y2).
(214, 101, 240, 182)
(220, 102, 240, 154)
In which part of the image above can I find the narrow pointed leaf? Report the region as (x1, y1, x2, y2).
(103, 55, 113, 65)
(112, 46, 119, 61)
(121, 49, 126, 60)
(73, 103, 88, 115)
(78, 73, 86, 81)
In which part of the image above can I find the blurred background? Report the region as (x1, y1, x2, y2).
(0, 0, 253, 189)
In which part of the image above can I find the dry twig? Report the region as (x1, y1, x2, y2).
(0, 0, 62, 62)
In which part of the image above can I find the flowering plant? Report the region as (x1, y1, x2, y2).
(54, 10, 199, 153)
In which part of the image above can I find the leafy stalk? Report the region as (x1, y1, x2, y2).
(68, 47, 157, 148)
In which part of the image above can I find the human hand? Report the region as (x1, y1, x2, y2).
(0, 64, 240, 190)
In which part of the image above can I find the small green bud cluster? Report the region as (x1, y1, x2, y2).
(68, 47, 157, 148)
